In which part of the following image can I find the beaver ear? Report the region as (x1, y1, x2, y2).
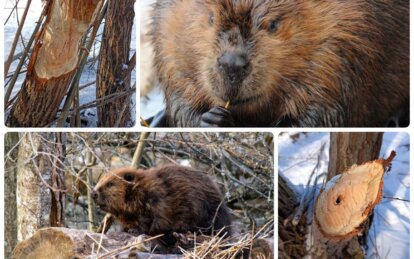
(124, 173, 134, 182)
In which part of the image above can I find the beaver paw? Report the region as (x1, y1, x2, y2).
(200, 107, 235, 127)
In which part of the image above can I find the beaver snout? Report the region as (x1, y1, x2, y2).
(218, 51, 251, 86)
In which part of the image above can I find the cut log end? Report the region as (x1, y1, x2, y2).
(314, 153, 395, 240)
(12, 229, 80, 259)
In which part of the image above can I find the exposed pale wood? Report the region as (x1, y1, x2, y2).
(315, 152, 395, 239)
(56, 3, 106, 127)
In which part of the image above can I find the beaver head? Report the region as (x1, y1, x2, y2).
(199, 0, 371, 109)
(154, 0, 390, 125)
(92, 168, 143, 217)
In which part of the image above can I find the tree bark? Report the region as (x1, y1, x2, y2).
(311, 132, 383, 258)
(8, 0, 103, 127)
(16, 133, 66, 243)
(327, 132, 383, 179)
(49, 133, 66, 227)
(96, 0, 135, 127)
(4, 133, 20, 259)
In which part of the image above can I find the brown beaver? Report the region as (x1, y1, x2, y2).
(150, 0, 409, 127)
(92, 165, 232, 244)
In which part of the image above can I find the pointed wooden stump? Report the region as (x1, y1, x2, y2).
(314, 151, 395, 240)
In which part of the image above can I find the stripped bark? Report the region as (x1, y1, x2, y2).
(8, 0, 103, 127)
(96, 0, 135, 127)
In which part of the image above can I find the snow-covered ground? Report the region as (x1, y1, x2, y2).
(139, 0, 165, 120)
(278, 132, 410, 259)
(4, 0, 136, 127)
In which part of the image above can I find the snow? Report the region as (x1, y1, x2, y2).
(278, 132, 410, 259)
(140, 86, 165, 119)
(4, 0, 43, 100)
(139, 0, 165, 120)
(4, 0, 137, 127)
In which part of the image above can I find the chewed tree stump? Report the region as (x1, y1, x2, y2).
(314, 151, 396, 240)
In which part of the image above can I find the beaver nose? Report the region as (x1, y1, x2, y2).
(218, 52, 250, 84)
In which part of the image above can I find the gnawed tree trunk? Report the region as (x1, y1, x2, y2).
(5, 132, 20, 259)
(310, 132, 383, 258)
(97, 0, 135, 127)
(16, 133, 66, 243)
(8, 0, 103, 127)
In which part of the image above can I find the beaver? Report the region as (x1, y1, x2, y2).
(150, 0, 409, 127)
(92, 165, 232, 244)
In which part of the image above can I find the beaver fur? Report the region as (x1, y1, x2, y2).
(92, 165, 232, 242)
(150, 0, 409, 127)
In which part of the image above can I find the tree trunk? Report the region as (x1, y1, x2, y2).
(96, 0, 135, 127)
(49, 133, 66, 227)
(311, 132, 383, 258)
(16, 133, 66, 243)
(327, 132, 383, 179)
(4, 133, 20, 259)
(8, 0, 103, 127)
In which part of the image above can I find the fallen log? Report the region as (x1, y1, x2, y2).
(12, 227, 181, 259)
(12, 227, 274, 259)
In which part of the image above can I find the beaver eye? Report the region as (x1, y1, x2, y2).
(268, 19, 280, 33)
(106, 182, 113, 188)
(209, 13, 214, 26)
(124, 174, 134, 182)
